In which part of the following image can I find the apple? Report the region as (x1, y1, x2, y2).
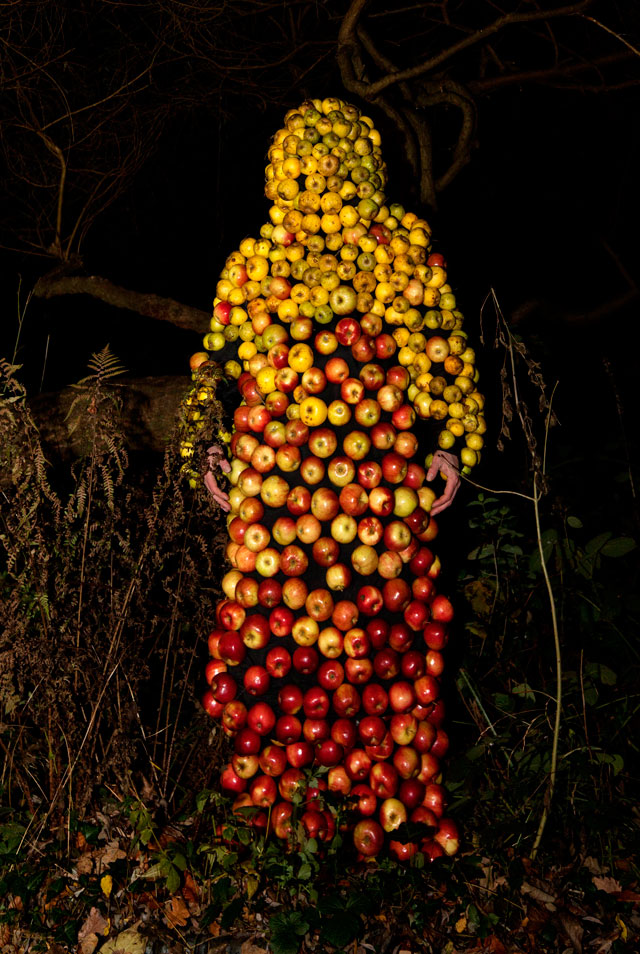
(362, 683, 389, 715)
(243, 523, 271, 553)
(358, 715, 386, 747)
(260, 474, 290, 508)
(423, 621, 449, 651)
(434, 818, 460, 856)
(404, 599, 430, 632)
(308, 427, 338, 458)
(300, 455, 326, 485)
(335, 315, 361, 344)
(359, 362, 386, 391)
(327, 456, 356, 488)
(312, 535, 340, 567)
(390, 713, 418, 745)
(316, 738, 344, 767)
(375, 552, 402, 582)
(351, 544, 378, 576)
(382, 579, 412, 613)
(330, 513, 357, 544)
(285, 741, 315, 769)
(413, 720, 437, 754)
(380, 452, 408, 484)
(343, 627, 371, 659)
(280, 544, 308, 577)
(264, 420, 287, 448)
(340, 377, 365, 405)
(401, 650, 427, 680)
(249, 774, 278, 807)
(417, 752, 440, 784)
(317, 658, 345, 690)
(201, 690, 224, 718)
(259, 745, 288, 777)
(370, 422, 396, 451)
(269, 606, 294, 638)
(425, 650, 445, 677)
(318, 626, 344, 658)
(345, 657, 374, 684)
(285, 419, 310, 447)
(327, 765, 352, 795)
(357, 460, 382, 488)
(282, 578, 308, 610)
(393, 745, 420, 780)
(276, 444, 302, 473)
(373, 648, 400, 681)
(369, 762, 399, 799)
(353, 818, 384, 857)
(218, 632, 247, 666)
(221, 764, 247, 794)
(311, 487, 340, 520)
(211, 672, 237, 704)
(232, 753, 260, 780)
(366, 618, 389, 649)
(257, 578, 282, 608)
(271, 801, 294, 839)
(303, 686, 330, 719)
(292, 646, 319, 675)
(292, 615, 320, 646)
(247, 702, 276, 736)
(331, 717, 357, 749)
(332, 683, 361, 718)
(233, 726, 261, 755)
(221, 699, 251, 734)
(339, 483, 369, 516)
(356, 584, 384, 616)
(274, 714, 302, 744)
(302, 718, 330, 744)
(301, 809, 328, 841)
(325, 355, 350, 382)
(240, 614, 271, 650)
(379, 797, 407, 833)
(430, 594, 454, 623)
(278, 767, 306, 800)
(354, 398, 381, 428)
(342, 430, 371, 461)
(414, 675, 440, 705)
(344, 748, 373, 782)
(243, 665, 270, 697)
(383, 519, 413, 552)
(368, 486, 394, 517)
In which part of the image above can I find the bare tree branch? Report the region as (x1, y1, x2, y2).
(33, 275, 210, 333)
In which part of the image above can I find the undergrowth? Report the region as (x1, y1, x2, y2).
(0, 319, 638, 953)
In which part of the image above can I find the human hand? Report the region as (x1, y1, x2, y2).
(205, 443, 231, 511)
(426, 451, 460, 516)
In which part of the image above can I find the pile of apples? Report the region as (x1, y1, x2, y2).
(185, 97, 485, 861)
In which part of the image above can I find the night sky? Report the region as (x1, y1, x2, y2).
(2, 2, 638, 531)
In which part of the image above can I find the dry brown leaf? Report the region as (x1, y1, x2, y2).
(557, 909, 584, 953)
(239, 941, 268, 954)
(593, 876, 623, 894)
(164, 895, 190, 928)
(98, 840, 127, 866)
(182, 870, 200, 909)
(99, 923, 145, 954)
(521, 881, 557, 909)
(77, 854, 94, 875)
(78, 907, 109, 940)
(78, 933, 99, 954)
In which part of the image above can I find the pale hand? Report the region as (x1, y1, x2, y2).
(426, 451, 461, 516)
(204, 444, 231, 512)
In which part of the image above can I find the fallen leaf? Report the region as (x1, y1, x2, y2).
(78, 907, 109, 940)
(592, 876, 622, 894)
(615, 915, 628, 941)
(182, 871, 200, 909)
(77, 855, 94, 875)
(99, 923, 145, 954)
(240, 942, 268, 954)
(99, 841, 127, 866)
(164, 896, 190, 928)
(557, 909, 583, 953)
(521, 881, 557, 909)
(101, 874, 113, 898)
(455, 916, 467, 933)
(617, 889, 640, 902)
(78, 932, 99, 954)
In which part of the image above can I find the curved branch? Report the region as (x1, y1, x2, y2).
(33, 274, 210, 333)
(336, 0, 371, 98)
(363, 1, 596, 98)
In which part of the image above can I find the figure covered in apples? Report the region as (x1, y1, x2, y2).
(181, 97, 485, 862)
